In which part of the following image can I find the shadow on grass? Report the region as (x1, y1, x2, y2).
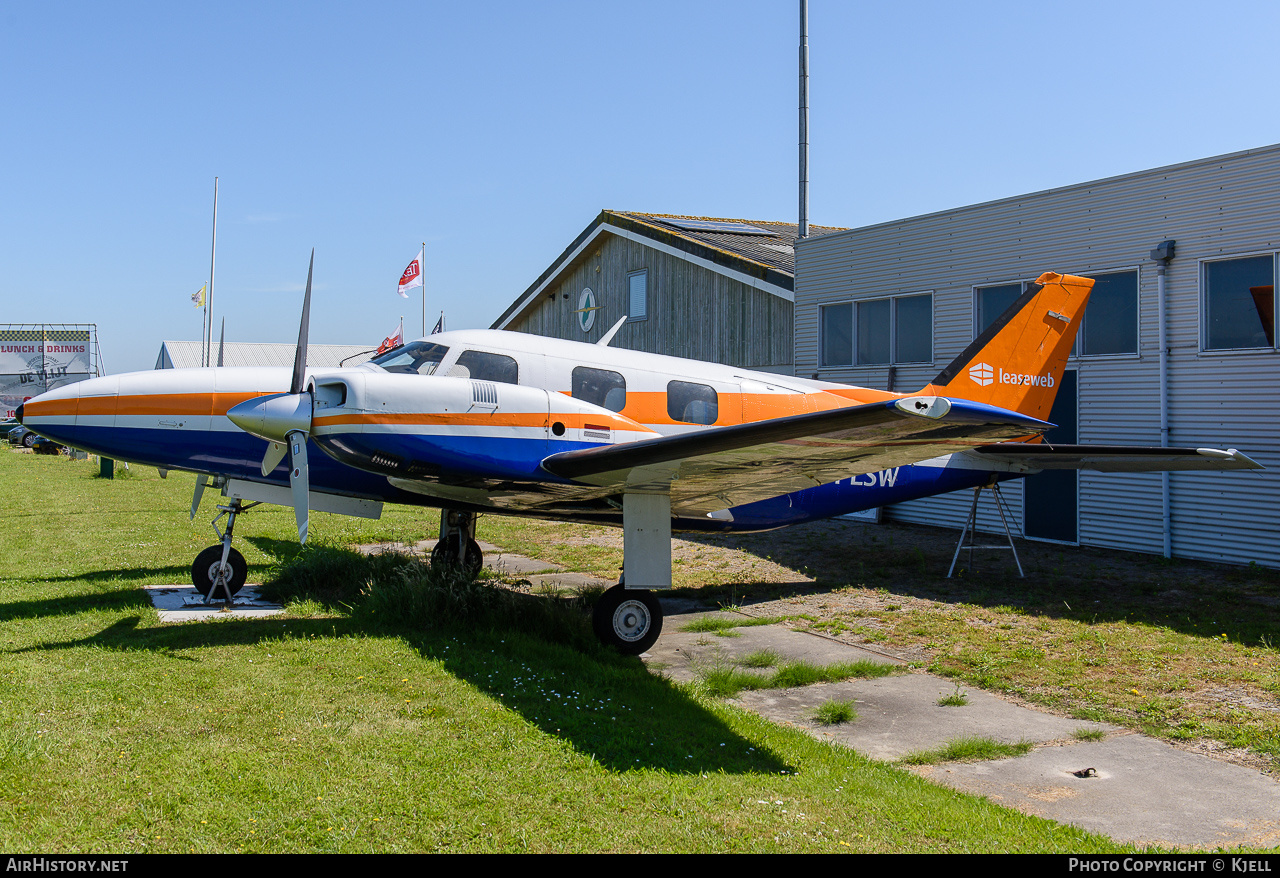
(11, 607, 793, 777)
(678, 520, 1280, 648)
(0, 585, 157, 622)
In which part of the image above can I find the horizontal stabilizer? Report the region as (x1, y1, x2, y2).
(973, 444, 1264, 473)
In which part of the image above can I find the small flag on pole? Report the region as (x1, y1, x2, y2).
(376, 319, 404, 355)
(397, 247, 424, 299)
(192, 284, 206, 307)
(431, 313, 444, 334)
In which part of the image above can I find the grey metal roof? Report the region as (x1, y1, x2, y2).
(613, 211, 846, 277)
(155, 341, 377, 369)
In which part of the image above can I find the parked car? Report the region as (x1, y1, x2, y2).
(29, 435, 65, 455)
(8, 425, 37, 448)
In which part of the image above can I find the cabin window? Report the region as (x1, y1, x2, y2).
(627, 270, 648, 321)
(449, 350, 519, 385)
(667, 380, 718, 425)
(1203, 255, 1275, 350)
(572, 366, 626, 412)
(819, 303, 853, 367)
(1079, 270, 1138, 356)
(370, 341, 449, 375)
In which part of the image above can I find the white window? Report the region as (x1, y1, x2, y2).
(627, 269, 647, 321)
(1202, 254, 1275, 351)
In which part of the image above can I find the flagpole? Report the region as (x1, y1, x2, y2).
(206, 177, 219, 367)
(421, 241, 426, 339)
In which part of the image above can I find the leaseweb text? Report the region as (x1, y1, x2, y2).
(6, 861, 127, 872)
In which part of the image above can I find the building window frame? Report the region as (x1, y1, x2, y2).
(818, 302, 853, 367)
(1199, 251, 1277, 354)
(819, 291, 933, 369)
(974, 273, 1142, 360)
(627, 269, 648, 323)
(1074, 267, 1141, 360)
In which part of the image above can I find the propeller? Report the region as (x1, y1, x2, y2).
(226, 250, 315, 544)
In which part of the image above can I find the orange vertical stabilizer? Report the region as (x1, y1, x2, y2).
(920, 271, 1093, 422)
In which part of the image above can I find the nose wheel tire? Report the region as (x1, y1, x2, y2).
(191, 545, 248, 597)
(592, 583, 662, 655)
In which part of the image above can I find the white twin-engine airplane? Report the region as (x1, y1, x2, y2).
(19, 257, 1261, 652)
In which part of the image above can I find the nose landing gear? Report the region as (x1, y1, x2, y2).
(192, 497, 260, 603)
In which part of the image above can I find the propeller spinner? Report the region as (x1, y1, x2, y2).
(226, 249, 316, 544)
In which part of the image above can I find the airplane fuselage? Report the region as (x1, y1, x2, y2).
(20, 329, 1018, 532)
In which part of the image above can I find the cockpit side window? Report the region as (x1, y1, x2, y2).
(449, 350, 519, 385)
(667, 380, 718, 425)
(370, 342, 449, 376)
(571, 366, 626, 412)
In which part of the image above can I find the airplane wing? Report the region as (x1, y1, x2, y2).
(972, 443, 1263, 472)
(540, 395, 1050, 514)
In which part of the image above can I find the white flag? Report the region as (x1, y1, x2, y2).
(397, 247, 424, 298)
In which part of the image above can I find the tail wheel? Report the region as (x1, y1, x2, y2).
(592, 583, 662, 655)
(191, 545, 248, 597)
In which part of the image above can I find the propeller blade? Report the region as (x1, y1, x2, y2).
(261, 441, 287, 476)
(287, 429, 309, 545)
(190, 474, 209, 520)
(290, 250, 313, 396)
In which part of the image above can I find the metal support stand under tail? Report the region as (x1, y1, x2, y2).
(192, 498, 259, 605)
(947, 482, 1024, 578)
(431, 508, 483, 577)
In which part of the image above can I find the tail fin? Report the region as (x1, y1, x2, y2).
(921, 272, 1093, 421)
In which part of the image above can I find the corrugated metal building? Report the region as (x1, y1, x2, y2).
(794, 144, 1280, 567)
(492, 210, 845, 372)
(155, 341, 376, 369)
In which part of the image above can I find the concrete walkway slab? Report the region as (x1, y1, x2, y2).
(735, 674, 1105, 761)
(642, 607, 1280, 850)
(914, 735, 1280, 849)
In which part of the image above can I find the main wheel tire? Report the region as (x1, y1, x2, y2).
(592, 583, 662, 655)
(22, 432, 37, 448)
(191, 545, 248, 597)
(430, 538, 484, 578)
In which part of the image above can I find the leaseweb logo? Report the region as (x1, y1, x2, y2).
(968, 362, 1054, 388)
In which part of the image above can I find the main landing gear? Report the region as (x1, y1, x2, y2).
(431, 508, 484, 578)
(592, 578, 663, 656)
(192, 498, 259, 602)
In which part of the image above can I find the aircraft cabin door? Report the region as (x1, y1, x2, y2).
(1023, 369, 1078, 543)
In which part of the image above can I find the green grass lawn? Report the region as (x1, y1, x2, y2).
(0, 449, 1133, 853)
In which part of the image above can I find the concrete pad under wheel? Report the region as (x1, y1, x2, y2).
(145, 584, 283, 622)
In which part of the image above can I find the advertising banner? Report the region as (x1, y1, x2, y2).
(0, 328, 95, 420)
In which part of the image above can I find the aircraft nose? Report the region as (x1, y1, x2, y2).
(14, 403, 23, 424)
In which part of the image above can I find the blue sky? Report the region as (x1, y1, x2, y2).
(4, 1, 1280, 374)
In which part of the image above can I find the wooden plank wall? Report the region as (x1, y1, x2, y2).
(509, 235, 793, 369)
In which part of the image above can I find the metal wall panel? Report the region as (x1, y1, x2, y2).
(795, 144, 1280, 567)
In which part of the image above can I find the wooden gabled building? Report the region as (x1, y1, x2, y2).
(491, 210, 845, 373)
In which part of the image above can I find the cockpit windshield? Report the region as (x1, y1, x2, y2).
(370, 341, 449, 376)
